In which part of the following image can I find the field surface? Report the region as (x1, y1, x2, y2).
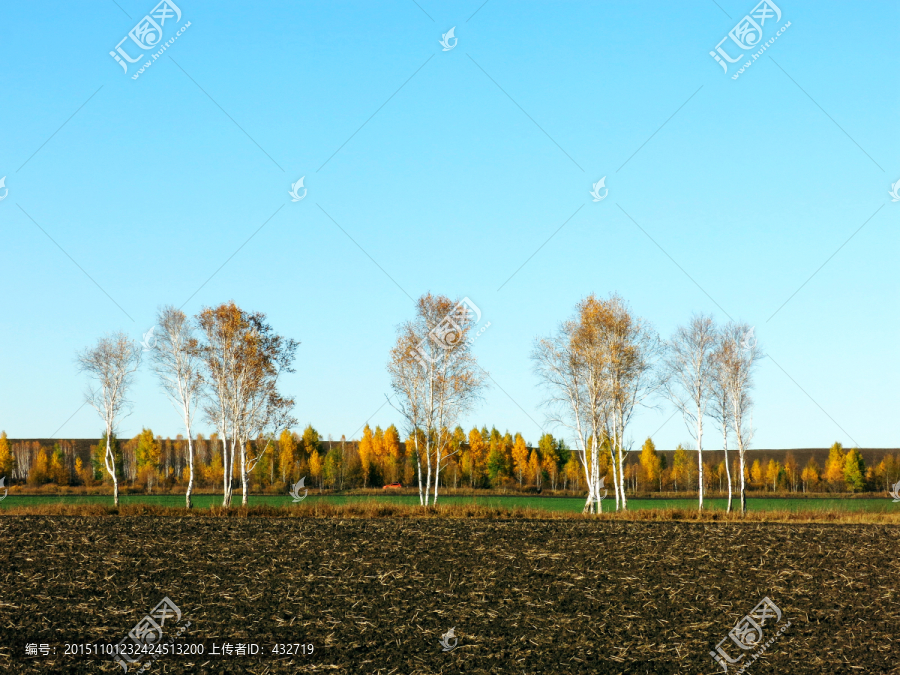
(1, 518, 898, 674)
(2, 493, 898, 513)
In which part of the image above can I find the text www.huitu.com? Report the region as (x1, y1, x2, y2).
(732, 21, 791, 80)
(132, 22, 192, 80)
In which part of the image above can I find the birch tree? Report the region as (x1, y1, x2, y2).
(387, 293, 486, 506)
(239, 329, 298, 506)
(197, 302, 244, 506)
(532, 319, 597, 512)
(533, 311, 610, 513)
(710, 341, 734, 512)
(150, 306, 204, 508)
(718, 322, 762, 514)
(662, 314, 717, 511)
(197, 302, 298, 506)
(533, 294, 658, 513)
(590, 294, 660, 511)
(573, 297, 623, 512)
(76, 332, 141, 506)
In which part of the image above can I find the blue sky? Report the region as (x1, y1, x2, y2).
(0, 0, 897, 449)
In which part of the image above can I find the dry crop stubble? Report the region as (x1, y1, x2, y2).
(0, 517, 898, 673)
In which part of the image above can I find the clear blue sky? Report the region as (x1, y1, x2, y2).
(1, 0, 897, 449)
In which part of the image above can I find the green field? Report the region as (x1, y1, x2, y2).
(1, 493, 897, 512)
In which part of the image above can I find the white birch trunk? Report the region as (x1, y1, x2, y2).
(616, 440, 627, 510)
(415, 434, 425, 506)
(241, 439, 249, 506)
(221, 434, 231, 507)
(432, 445, 441, 505)
(424, 438, 432, 507)
(105, 425, 119, 508)
(696, 415, 704, 511)
(722, 420, 732, 513)
(185, 435, 194, 509)
(608, 422, 620, 511)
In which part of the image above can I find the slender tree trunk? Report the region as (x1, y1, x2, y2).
(723, 423, 732, 513)
(241, 440, 249, 506)
(424, 439, 432, 506)
(614, 412, 627, 511)
(616, 440, 627, 510)
(697, 415, 704, 511)
(105, 428, 119, 508)
(609, 440, 620, 512)
(221, 435, 231, 507)
(590, 450, 597, 515)
(415, 435, 425, 506)
(596, 471, 603, 513)
(185, 435, 194, 509)
(583, 491, 593, 513)
(581, 444, 596, 514)
(432, 446, 441, 505)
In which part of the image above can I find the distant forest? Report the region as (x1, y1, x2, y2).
(1, 429, 898, 495)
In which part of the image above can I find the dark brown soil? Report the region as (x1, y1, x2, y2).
(0, 518, 898, 674)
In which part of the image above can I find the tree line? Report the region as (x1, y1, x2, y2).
(3, 292, 894, 511)
(3, 429, 897, 499)
(387, 292, 894, 515)
(72, 302, 296, 508)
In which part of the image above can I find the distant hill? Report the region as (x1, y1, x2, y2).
(654, 447, 899, 467)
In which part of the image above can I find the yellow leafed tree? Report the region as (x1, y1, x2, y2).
(278, 429, 296, 484)
(750, 459, 763, 487)
(528, 449, 541, 487)
(373, 426, 385, 482)
(801, 458, 820, 492)
(0, 432, 13, 478)
(28, 448, 50, 485)
(639, 438, 660, 490)
(309, 449, 323, 489)
(468, 427, 487, 487)
(765, 459, 781, 491)
(383, 425, 401, 483)
(359, 425, 375, 488)
(511, 434, 529, 486)
(823, 442, 846, 489)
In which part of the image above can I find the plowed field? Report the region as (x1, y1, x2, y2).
(1, 518, 898, 674)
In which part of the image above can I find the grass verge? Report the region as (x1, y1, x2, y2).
(2, 501, 899, 523)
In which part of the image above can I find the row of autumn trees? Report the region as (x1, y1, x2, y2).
(380, 292, 725, 512)
(385, 292, 897, 514)
(634, 439, 898, 495)
(531, 295, 763, 513)
(44, 291, 898, 511)
(4, 428, 899, 497)
(75, 302, 296, 508)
